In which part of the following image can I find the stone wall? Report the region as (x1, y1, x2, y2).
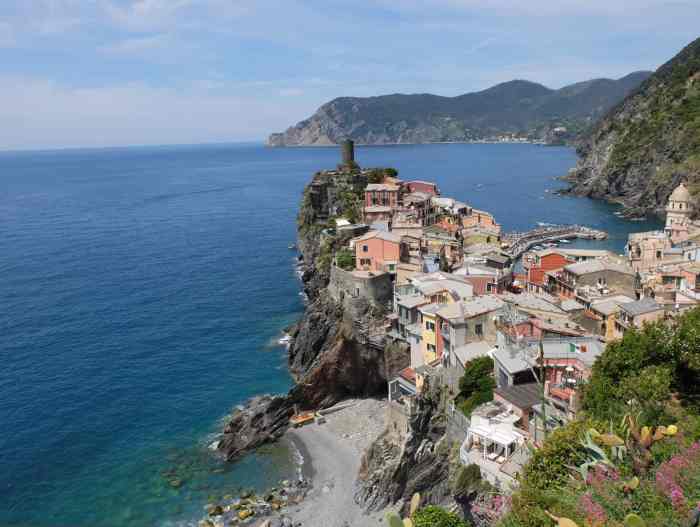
(386, 400, 411, 444)
(328, 265, 393, 306)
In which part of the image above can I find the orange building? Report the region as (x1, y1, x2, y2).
(462, 208, 501, 234)
(523, 250, 573, 294)
(354, 231, 401, 273)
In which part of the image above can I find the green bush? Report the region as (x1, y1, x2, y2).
(583, 307, 700, 420)
(335, 248, 355, 271)
(453, 464, 483, 497)
(413, 506, 470, 527)
(457, 357, 495, 417)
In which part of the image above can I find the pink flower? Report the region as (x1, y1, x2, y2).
(579, 492, 607, 524)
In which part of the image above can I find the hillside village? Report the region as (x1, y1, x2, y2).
(305, 140, 700, 493)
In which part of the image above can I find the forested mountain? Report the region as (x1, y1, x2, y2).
(268, 72, 650, 146)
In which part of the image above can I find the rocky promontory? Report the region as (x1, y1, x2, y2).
(217, 165, 405, 462)
(564, 36, 700, 217)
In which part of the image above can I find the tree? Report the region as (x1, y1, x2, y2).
(413, 506, 470, 527)
(582, 307, 700, 420)
(459, 356, 494, 395)
(457, 356, 495, 417)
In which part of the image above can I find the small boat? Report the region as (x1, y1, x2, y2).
(290, 411, 316, 428)
(278, 334, 292, 346)
(288, 244, 296, 250)
(559, 239, 571, 244)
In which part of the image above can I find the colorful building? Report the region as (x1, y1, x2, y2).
(353, 230, 401, 273)
(523, 250, 573, 293)
(364, 182, 401, 208)
(419, 304, 441, 364)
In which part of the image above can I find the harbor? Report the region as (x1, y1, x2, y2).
(502, 224, 608, 259)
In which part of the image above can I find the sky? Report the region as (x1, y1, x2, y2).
(0, 1, 698, 150)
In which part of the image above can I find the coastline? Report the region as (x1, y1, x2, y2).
(266, 139, 552, 148)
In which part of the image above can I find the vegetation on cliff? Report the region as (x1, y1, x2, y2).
(269, 74, 650, 146)
(457, 356, 496, 417)
(499, 307, 700, 527)
(567, 36, 700, 216)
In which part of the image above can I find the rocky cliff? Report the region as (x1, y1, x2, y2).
(355, 378, 454, 512)
(268, 73, 650, 146)
(218, 166, 407, 461)
(565, 37, 700, 217)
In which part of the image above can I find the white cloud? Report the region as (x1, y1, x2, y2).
(99, 33, 170, 55)
(0, 75, 313, 150)
(279, 88, 304, 97)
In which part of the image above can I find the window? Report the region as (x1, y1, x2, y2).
(656, 250, 662, 259)
(426, 321, 435, 331)
(475, 323, 483, 337)
(427, 343, 436, 353)
(362, 245, 368, 253)
(360, 258, 371, 266)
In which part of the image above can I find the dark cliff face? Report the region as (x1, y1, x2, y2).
(267, 74, 650, 146)
(566, 37, 700, 217)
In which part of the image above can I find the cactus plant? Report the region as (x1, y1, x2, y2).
(623, 476, 640, 492)
(385, 512, 403, 527)
(621, 413, 675, 474)
(544, 511, 579, 527)
(598, 433, 625, 447)
(624, 513, 647, 527)
(409, 493, 421, 517)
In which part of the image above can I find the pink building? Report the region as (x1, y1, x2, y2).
(364, 183, 401, 208)
(354, 231, 402, 273)
(404, 180, 439, 196)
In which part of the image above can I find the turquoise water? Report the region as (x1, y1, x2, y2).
(0, 143, 661, 526)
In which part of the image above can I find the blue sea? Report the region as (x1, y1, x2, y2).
(0, 143, 661, 526)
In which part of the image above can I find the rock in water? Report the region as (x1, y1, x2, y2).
(218, 395, 293, 461)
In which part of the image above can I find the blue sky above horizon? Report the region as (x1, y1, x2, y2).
(0, 1, 698, 150)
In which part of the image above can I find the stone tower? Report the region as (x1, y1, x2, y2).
(341, 139, 355, 168)
(665, 182, 692, 244)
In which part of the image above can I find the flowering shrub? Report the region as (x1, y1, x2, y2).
(470, 492, 511, 525)
(655, 441, 700, 513)
(578, 492, 607, 526)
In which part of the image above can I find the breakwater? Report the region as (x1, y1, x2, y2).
(503, 224, 608, 259)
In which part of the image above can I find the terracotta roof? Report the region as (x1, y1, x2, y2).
(354, 230, 402, 244)
(399, 367, 416, 383)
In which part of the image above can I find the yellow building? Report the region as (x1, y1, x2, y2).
(419, 304, 440, 364)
